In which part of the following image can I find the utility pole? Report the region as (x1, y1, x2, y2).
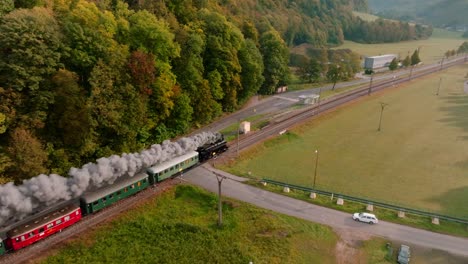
(436, 77, 442, 96)
(377, 102, 389, 132)
(313, 150, 319, 189)
(315, 87, 322, 115)
(237, 118, 240, 157)
(213, 171, 227, 227)
(368, 74, 374, 95)
(409, 66, 414, 81)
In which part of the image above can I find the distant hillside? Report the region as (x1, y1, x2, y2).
(368, 0, 468, 29)
(368, 0, 442, 14)
(421, 0, 468, 28)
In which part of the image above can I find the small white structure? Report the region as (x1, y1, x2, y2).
(336, 198, 344, 205)
(298, 94, 320, 105)
(239, 121, 250, 134)
(364, 54, 397, 70)
(276, 86, 288, 93)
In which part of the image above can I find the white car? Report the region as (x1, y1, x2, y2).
(353, 212, 378, 224)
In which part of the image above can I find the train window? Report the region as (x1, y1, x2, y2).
(143, 179, 147, 183)
(138, 182, 141, 187)
(109, 194, 113, 199)
(39, 227, 44, 233)
(47, 223, 53, 228)
(102, 197, 106, 202)
(56, 219, 62, 225)
(65, 216, 70, 222)
(21, 236, 25, 241)
(117, 191, 121, 195)
(131, 184, 135, 189)
(28, 232, 34, 238)
(124, 187, 128, 192)
(93, 201, 99, 206)
(15, 237, 19, 242)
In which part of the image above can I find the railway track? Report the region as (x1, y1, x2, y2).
(1, 179, 180, 264)
(226, 56, 467, 155)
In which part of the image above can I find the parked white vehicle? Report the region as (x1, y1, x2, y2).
(352, 212, 378, 224)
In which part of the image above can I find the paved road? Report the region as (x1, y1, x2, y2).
(183, 165, 468, 258)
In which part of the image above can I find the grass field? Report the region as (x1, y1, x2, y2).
(225, 64, 468, 218)
(337, 28, 466, 64)
(291, 28, 465, 65)
(40, 185, 341, 263)
(352, 11, 385, 22)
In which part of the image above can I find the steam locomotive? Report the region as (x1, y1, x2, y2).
(0, 134, 228, 255)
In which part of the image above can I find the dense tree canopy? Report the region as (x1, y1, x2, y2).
(0, 0, 436, 181)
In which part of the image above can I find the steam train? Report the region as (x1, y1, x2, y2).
(0, 135, 228, 256)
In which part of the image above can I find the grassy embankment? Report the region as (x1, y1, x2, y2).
(41, 185, 345, 264)
(222, 64, 468, 231)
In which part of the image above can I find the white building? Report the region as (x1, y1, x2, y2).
(298, 94, 320, 105)
(364, 54, 397, 70)
(239, 121, 251, 134)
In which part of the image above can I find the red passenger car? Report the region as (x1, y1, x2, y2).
(5, 203, 81, 251)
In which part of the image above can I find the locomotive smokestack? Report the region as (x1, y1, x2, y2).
(0, 131, 221, 226)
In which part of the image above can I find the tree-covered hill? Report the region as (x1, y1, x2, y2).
(368, 0, 468, 29)
(0, 0, 432, 182)
(421, 0, 468, 28)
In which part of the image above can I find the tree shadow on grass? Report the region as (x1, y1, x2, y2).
(425, 185, 468, 219)
(438, 95, 468, 137)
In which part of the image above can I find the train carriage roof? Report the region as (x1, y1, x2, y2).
(0, 199, 78, 234)
(80, 172, 149, 204)
(147, 151, 198, 175)
(6, 203, 80, 238)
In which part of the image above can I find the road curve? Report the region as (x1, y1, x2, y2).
(183, 165, 468, 258)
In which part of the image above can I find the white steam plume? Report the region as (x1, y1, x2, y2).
(0, 132, 222, 227)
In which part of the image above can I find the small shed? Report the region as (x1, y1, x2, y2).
(298, 94, 320, 105)
(276, 86, 288, 93)
(239, 121, 251, 134)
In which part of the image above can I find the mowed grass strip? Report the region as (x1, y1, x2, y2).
(226, 64, 468, 218)
(41, 185, 338, 264)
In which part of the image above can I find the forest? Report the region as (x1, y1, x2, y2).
(0, 0, 433, 182)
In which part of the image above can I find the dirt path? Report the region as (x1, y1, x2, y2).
(334, 228, 372, 264)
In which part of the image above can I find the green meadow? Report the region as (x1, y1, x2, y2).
(225, 64, 468, 218)
(41, 185, 340, 264)
(337, 28, 466, 64)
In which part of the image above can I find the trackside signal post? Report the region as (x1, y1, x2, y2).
(212, 171, 226, 227)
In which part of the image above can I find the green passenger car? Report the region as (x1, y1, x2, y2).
(147, 151, 199, 184)
(80, 173, 149, 215)
(0, 238, 5, 255)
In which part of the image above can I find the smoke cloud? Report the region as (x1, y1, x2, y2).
(0, 132, 221, 227)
